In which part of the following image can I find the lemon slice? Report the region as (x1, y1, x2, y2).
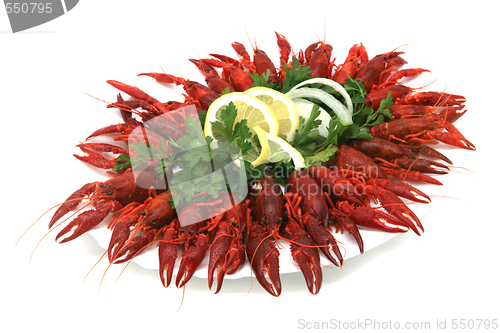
(247, 125, 270, 167)
(263, 131, 306, 170)
(231, 125, 270, 168)
(244, 87, 299, 142)
(204, 92, 279, 142)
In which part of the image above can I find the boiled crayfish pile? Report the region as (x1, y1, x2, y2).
(42, 32, 474, 296)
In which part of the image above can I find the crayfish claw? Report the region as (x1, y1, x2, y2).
(107, 208, 143, 262)
(302, 213, 343, 267)
(222, 239, 246, 276)
(285, 219, 323, 294)
(254, 252, 281, 297)
(364, 185, 424, 235)
(55, 201, 120, 243)
(49, 182, 99, 228)
(158, 224, 178, 288)
(212, 238, 246, 294)
(246, 224, 282, 297)
(207, 223, 232, 292)
(338, 201, 409, 234)
(250, 248, 281, 297)
(175, 234, 209, 288)
(159, 246, 177, 288)
(207, 224, 246, 294)
(107, 222, 130, 262)
(112, 229, 156, 264)
(428, 122, 476, 151)
(366, 179, 431, 204)
(329, 207, 364, 254)
(73, 143, 126, 170)
(294, 250, 322, 295)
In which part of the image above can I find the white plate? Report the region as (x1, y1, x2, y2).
(88, 188, 434, 279)
(81, 36, 438, 279)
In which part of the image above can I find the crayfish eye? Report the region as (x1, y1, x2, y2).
(187, 82, 192, 88)
(150, 221, 157, 227)
(107, 190, 113, 195)
(231, 221, 237, 227)
(430, 126, 435, 130)
(99, 183, 104, 188)
(141, 211, 146, 216)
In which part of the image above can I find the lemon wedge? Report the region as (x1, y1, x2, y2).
(244, 86, 299, 142)
(247, 125, 270, 167)
(204, 92, 279, 142)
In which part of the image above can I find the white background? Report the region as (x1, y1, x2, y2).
(2, 1, 499, 332)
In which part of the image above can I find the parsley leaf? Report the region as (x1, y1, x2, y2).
(304, 146, 338, 166)
(352, 91, 393, 129)
(113, 154, 131, 172)
(210, 102, 252, 155)
(289, 104, 323, 157)
(250, 70, 280, 90)
(281, 58, 313, 94)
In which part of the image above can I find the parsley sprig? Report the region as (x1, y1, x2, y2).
(123, 112, 249, 209)
(249, 57, 313, 94)
(210, 101, 252, 155)
(281, 58, 313, 94)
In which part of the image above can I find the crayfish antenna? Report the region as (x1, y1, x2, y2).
(433, 75, 467, 110)
(29, 200, 93, 262)
(16, 200, 71, 246)
(82, 91, 113, 108)
(311, 19, 327, 45)
(177, 285, 186, 312)
(84, 90, 152, 122)
(413, 78, 438, 92)
(96, 257, 114, 304)
(84, 250, 108, 283)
